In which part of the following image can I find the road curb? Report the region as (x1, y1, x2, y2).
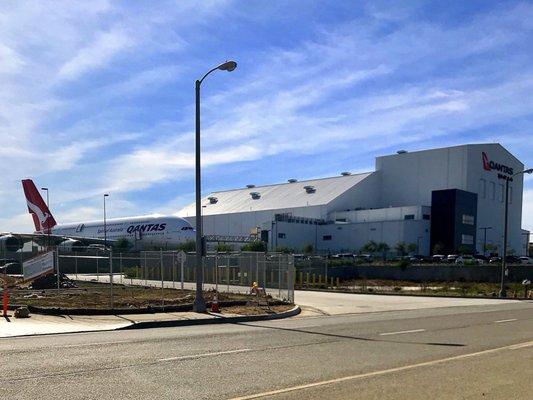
(296, 288, 532, 301)
(118, 305, 301, 330)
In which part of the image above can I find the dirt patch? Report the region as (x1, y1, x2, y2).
(220, 304, 294, 315)
(8, 280, 264, 310)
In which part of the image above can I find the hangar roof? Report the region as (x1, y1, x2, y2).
(178, 172, 373, 216)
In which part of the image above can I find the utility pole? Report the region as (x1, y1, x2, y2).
(478, 227, 492, 257)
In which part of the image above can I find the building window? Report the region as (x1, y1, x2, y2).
(462, 214, 475, 225)
(277, 233, 286, 239)
(509, 186, 513, 204)
(479, 178, 486, 199)
(404, 214, 415, 220)
(461, 234, 474, 245)
(490, 181, 495, 200)
(322, 235, 332, 241)
(423, 214, 430, 220)
(499, 184, 504, 203)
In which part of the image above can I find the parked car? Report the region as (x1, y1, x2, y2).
(519, 256, 533, 265)
(354, 254, 373, 263)
(489, 256, 522, 264)
(447, 254, 459, 263)
(331, 253, 355, 260)
(432, 254, 446, 263)
(473, 254, 488, 264)
(455, 255, 478, 265)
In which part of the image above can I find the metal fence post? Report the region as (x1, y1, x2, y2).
(160, 249, 164, 306)
(96, 251, 99, 282)
(109, 248, 114, 309)
(56, 249, 61, 295)
(75, 251, 78, 280)
(226, 255, 230, 293)
(144, 252, 147, 286)
(181, 254, 185, 290)
(278, 255, 282, 299)
(215, 255, 219, 292)
(120, 253, 123, 284)
(172, 252, 176, 289)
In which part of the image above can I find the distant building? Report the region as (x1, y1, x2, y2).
(180, 143, 528, 256)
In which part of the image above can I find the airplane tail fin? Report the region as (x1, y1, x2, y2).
(21, 179, 57, 233)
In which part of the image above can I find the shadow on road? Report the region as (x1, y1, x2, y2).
(236, 322, 465, 347)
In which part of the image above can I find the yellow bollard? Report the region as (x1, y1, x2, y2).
(299, 272, 303, 285)
(318, 275, 322, 286)
(336, 277, 340, 287)
(306, 273, 310, 288)
(312, 274, 316, 287)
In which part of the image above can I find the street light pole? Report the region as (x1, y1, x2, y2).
(500, 168, 533, 298)
(103, 194, 109, 249)
(193, 61, 237, 313)
(478, 226, 492, 257)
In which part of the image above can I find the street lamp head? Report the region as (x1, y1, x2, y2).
(41, 187, 48, 191)
(217, 60, 237, 72)
(104, 193, 109, 197)
(524, 168, 533, 174)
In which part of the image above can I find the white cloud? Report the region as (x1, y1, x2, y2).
(57, 29, 133, 81)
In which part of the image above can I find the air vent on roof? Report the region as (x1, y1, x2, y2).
(250, 192, 261, 200)
(303, 185, 316, 194)
(341, 171, 351, 176)
(397, 150, 408, 154)
(246, 184, 255, 188)
(207, 196, 218, 204)
(287, 179, 297, 183)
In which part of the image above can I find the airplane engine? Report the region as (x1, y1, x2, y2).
(0, 235, 24, 252)
(58, 239, 84, 253)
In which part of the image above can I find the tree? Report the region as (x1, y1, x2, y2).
(275, 246, 294, 254)
(395, 241, 407, 256)
(303, 244, 314, 254)
(376, 242, 390, 261)
(407, 243, 417, 254)
(432, 242, 445, 255)
(177, 240, 196, 252)
(241, 241, 268, 252)
(484, 243, 497, 255)
(457, 245, 471, 255)
(361, 240, 378, 255)
(113, 238, 132, 252)
(215, 243, 233, 253)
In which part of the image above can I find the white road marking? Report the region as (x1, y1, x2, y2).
(379, 329, 426, 336)
(228, 341, 533, 400)
(494, 318, 518, 323)
(63, 340, 131, 348)
(158, 348, 252, 362)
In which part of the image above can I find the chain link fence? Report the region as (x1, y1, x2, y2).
(51, 250, 294, 303)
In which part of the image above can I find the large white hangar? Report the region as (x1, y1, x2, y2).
(179, 143, 529, 256)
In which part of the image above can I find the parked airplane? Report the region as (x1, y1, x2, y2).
(0, 179, 195, 252)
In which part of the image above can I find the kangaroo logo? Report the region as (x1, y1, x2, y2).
(27, 200, 51, 231)
(482, 152, 491, 171)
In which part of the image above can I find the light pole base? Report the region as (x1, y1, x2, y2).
(193, 296, 207, 313)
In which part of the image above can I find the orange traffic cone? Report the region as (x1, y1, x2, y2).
(211, 291, 220, 313)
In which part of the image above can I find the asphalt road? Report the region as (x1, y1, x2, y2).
(1, 301, 532, 399)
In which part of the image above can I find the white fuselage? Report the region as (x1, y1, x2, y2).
(51, 215, 195, 249)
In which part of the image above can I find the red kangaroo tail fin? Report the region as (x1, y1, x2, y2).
(21, 179, 57, 233)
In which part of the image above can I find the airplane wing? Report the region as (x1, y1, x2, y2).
(0, 232, 117, 248)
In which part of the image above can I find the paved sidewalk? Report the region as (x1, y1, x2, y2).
(0, 311, 223, 338)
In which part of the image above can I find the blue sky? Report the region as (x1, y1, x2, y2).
(0, 0, 532, 232)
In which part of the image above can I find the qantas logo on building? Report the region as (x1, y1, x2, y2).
(482, 152, 513, 175)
